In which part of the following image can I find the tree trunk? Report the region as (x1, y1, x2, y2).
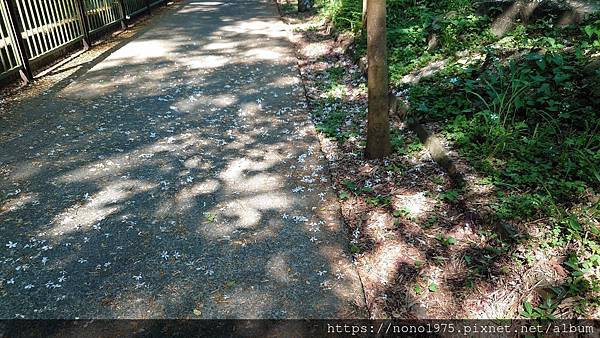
(362, 0, 367, 27)
(298, 0, 313, 12)
(365, 0, 391, 159)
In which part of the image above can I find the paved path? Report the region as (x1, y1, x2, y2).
(0, 0, 365, 319)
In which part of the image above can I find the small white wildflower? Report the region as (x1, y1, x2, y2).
(320, 280, 332, 290)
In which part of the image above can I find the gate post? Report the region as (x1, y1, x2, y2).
(2, 0, 33, 82)
(117, 0, 128, 29)
(75, 0, 92, 49)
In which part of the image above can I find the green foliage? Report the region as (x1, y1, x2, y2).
(318, 0, 363, 32)
(582, 17, 600, 48)
(366, 195, 392, 206)
(436, 234, 457, 246)
(203, 212, 216, 223)
(422, 215, 438, 228)
(392, 208, 409, 218)
(339, 190, 351, 200)
(280, 2, 296, 13)
(320, 0, 600, 315)
(312, 67, 364, 144)
(350, 244, 362, 254)
(341, 178, 358, 192)
(439, 189, 460, 203)
(520, 299, 557, 320)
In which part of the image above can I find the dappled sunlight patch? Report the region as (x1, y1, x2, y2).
(220, 154, 283, 189)
(174, 179, 221, 212)
(57, 133, 200, 183)
(399, 59, 448, 85)
(316, 243, 367, 308)
(180, 2, 224, 14)
(466, 254, 572, 318)
(243, 47, 286, 61)
(60, 60, 174, 98)
(491, 0, 540, 37)
(155, 197, 176, 219)
(358, 213, 425, 289)
(392, 191, 435, 221)
(106, 292, 167, 319)
(183, 155, 214, 170)
(216, 192, 290, 231)
(219, 19, 289, 39)
(210, 94, 237, 108)
(6, 161, 44, 182)
(184, 55, 229, 69)
(108, 39, 176, 61)
(216, 287, 273, 319)
(202, 41, 239, 51)
(272, 75, 300, 87)
(50, 180, 155, 237)
(357, 237, 424, 317)
(266, 252, 292, 284)
(0, 192, 39, 214)
(313, 208, 343, 233)
(236, 102, 262, 117)
(363, 212, 394, 243)
(227, 172, 282, 193)
(179, 179, 220, 200)
(223, 132, 257, 150)
(299, 40, 332, 59)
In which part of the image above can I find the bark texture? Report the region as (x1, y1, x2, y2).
(365, 0, 391, 159)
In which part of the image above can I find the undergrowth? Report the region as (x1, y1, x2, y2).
(315, 0, 600, 317)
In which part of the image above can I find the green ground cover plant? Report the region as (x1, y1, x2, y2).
(316, 0, 600, 316)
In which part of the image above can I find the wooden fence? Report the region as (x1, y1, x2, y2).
(0, 0, 168, 84)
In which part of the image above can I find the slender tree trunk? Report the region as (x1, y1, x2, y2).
(298, 0, 313, 12)
(365, 0, 391, 159)
(362, 0, 367, 28)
